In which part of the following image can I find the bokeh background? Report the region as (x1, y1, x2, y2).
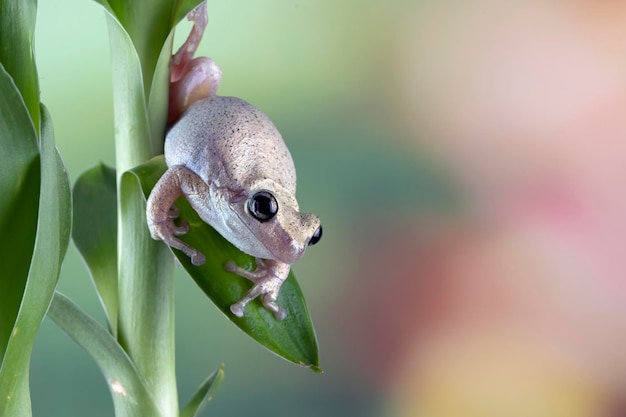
(32, 0, 626, 416)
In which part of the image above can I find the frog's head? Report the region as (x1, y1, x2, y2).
(220, 179, 322, 265)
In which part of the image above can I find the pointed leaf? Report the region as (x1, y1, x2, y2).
(129, 157, 320, 371)
(72, 164, 118, 334)
(0, 63, 39, 363)
(48, 293, 163, 417)
(180, 365, 225, 417)
(0, 106, 71, 416)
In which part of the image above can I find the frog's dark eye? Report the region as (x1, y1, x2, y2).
(308, 225, 322, 246)
(248, 191, 278, 222)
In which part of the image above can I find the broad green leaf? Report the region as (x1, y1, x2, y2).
(118, 166, 177, 417)
(129, 157, 321, 371)
(105, 13, 154, 171)
(0, 106, 71, 417)
(72, 164, 118, 335)
(0, 0, 40, 132)
(0, 63, 39, 417)
(180, 365, 225, 417)
(48, 293, 163, 417)
(99, 0, 206, 163)
(0, 63, 39, 362)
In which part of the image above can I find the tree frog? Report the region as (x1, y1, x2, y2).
(146, 2, 322, 320)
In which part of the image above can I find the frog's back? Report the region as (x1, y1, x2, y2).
(164, 96, 296, 191)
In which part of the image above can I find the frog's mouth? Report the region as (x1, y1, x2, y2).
(274, 233, 306, 264)
(227, 206, 304, 264)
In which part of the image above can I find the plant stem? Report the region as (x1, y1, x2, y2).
(107, 13, 178, 417)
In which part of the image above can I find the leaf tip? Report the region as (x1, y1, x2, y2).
(302, 362, 323, 374)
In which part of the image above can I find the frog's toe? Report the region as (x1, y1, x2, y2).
(225, 260, 267, 282)
(230, 302, 245, 317)
(171, 219, 189, 235)
(273, 308, 287, 321)
(262, 294, 286, 320)
(190, 251, 205, 266)
(224, 260, 240, 273)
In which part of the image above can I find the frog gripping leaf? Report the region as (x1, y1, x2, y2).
(146, 3, 322, 320)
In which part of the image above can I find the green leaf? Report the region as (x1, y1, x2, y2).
(0, 0, 40, 132)
(147, 0, 205, 145)
(72, 164, 118, 335)
(98, 0, 174, 103)
(0, 63, 39, 363)
(129, 157, 321, 371)
(180, 365, 225, 417)
(0, 62, 39, 417)
(118, 164, 177, 417)
(105, 13, 155, 169)
(98, 0, 207, 164)
(95, 1, 200, 414)
(48, 293, 163, 417)
(0, 106, 71, 416)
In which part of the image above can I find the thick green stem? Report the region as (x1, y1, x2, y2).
(107, 13, 177, 417)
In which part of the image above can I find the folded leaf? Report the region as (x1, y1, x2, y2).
(48, 293, 163, 417)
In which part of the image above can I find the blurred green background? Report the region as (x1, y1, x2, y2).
(32, 0, 626, 416)
(32, 1, 454, 416)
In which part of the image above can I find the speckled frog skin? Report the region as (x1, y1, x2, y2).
(146, 3, 321, 320)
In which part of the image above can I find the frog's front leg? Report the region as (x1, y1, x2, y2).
(226, 259, 291, 320)
(146, 165, 209, 265)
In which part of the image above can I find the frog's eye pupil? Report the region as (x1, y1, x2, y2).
(248, 191, 278, 222)
(309, 225, 322, 246)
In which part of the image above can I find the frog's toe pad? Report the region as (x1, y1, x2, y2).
(224, 261, 239, 273)
(190, 251, 205, 266)
(230, 302, 245, 317)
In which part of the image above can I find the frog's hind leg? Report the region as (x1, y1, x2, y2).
(171, 1, 208, 81)
(169, 1, 222, 124)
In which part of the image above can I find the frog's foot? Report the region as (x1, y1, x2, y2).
(147, 205, 205, 266)
(168, 0, 222, 124)
(171, 1, 207, 80)
(225, 258, 291, 320)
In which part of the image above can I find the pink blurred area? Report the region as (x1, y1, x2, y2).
(345, 2, 626, 416)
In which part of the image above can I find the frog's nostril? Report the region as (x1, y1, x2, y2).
(308, 225, 322, 246)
